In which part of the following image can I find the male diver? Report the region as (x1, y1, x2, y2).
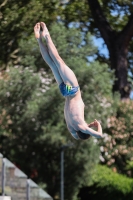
(34, 22, 102, 140)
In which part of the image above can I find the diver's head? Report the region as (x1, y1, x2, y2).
(77, 130, 91, 140)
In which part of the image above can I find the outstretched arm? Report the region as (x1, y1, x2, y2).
(79, 119, 103, 138)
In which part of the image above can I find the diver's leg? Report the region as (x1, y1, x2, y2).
(40, 22, 79, 87)
(34, 23, 63, 85)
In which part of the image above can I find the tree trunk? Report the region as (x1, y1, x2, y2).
(87, 0, 133, 100)
(109, 41, 131, 99)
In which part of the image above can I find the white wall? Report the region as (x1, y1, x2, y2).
(0, 197, 11, 200)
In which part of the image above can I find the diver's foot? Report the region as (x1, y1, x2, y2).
(40, 22, 50, 38)
(34, 23, 41, 39)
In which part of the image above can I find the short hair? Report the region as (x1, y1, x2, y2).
(77, 131, 91, 140)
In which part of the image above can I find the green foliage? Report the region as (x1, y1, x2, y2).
(47, 22, 97, 64)
(79, 62, 115, 127)
(0, 0, 62, 68)
(126, 161, 133, 170)
(60, 0, 90, 24)
(49, 23, 115, 128)
(99, 100, 133, 176)
(19, 22, 115, 128)
(61, 0, 133, 98)
(78, 165, 133, 200)
(0, 1, 132, 198)
(92, 165, 133, 194)
(0, 66, 100, 199)
(99, 0, 133, 30)
(62, 0, 133, 34)
(0, 22, 116, 199)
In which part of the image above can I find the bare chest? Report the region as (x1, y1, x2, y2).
(64, 97, 85, 127)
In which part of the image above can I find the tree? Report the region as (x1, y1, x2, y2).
(61, 0, 133, 99)
(99, 100, 133, 177)
(0, 23, 114, 200)
(1, 0, 133, 99)
(0, 0, 62, 69)
(87, 0, 133, 99)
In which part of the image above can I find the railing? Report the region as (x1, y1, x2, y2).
(0, 153, 53, 200)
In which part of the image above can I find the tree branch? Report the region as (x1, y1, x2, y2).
(0, 0, 8, 8)
(87, 0, 114, 46)
(118, 13, 133, 48)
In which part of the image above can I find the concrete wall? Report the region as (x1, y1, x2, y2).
(0, 197, 11, 200)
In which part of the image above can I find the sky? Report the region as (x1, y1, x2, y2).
(93, 37, 109, 58)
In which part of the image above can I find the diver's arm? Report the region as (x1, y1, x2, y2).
(79, 120, 103, 138)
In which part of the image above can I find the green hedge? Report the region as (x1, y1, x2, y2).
(78, 165, 133, 200)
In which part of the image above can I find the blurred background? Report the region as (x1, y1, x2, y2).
(0, 0, 133, 199)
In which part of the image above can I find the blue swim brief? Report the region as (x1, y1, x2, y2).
(59, 82, 80, 97)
